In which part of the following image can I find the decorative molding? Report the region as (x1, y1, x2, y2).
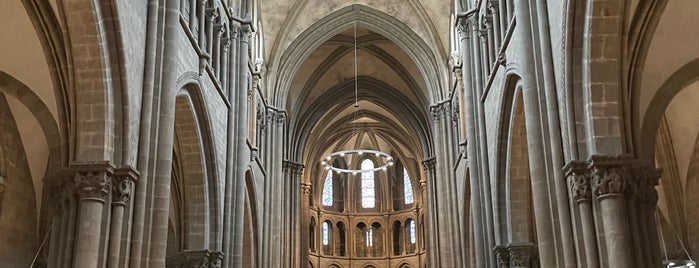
(564, 160, 591, 201)
(494, 245, 509, 265)
(497, 52, 506, 66)
(283, 160, 304, 177)
(564, 155, 661, 204)
(239, 23, 253, 42)
(589, 155, 633, 197)
(456, 10, 476, 39)
(421, 157, 436, 172)
(301, 183, 312, 195)
(112, 166, 139, 205)
(71, 162, 115, 202)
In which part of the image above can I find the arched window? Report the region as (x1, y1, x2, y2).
(322, 221, 330, 246)
(409, 219, 416, 244)
(361, 159, 376, 208)
(405, 219, 416, 254)
(403, 168, 414, 204)
(322, 171, 333, 206)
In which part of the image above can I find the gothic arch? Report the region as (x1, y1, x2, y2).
(175, 78, 223, 248)
(59, 0, 129, 162)
(172, 89, 212, 249)
(269, 4, 448, 107)
(243, 170, 260, 268)
(0, 71, 64, 173)
(639, 58, 699, 162)
(580, 0, 628, 155)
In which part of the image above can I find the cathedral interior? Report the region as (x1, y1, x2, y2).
(0, 0, 698, 267)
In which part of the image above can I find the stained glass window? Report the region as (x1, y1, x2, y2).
(403, 168, 414, 204)
(409, 220, 416, 244)
(367, 227, 374, 247)
(322, 171, 333, 206)
(361, 159, 375, 208)
(322, 221, 329, 246)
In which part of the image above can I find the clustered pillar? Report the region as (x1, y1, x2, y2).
(563, 155, 661, 267)
(46, 162, 138, 268)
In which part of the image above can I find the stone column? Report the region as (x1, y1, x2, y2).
(636, 166, 662, 266)
(300, 183, 312, 267)
(0, 176, 4, 217)
(72, 163, 112, 268)
(189, 0, 197, 34)
(197, 0, 207, 52)
(220, 37, 230, 93)
(107, 167, 138, 268)
(421, 158, 439, 267)
(213, 24, 223, 79)
(488, 1, 502, 49)
(564, 161, 599, 268)
(513, 0, 559, 266)
(589, 156, 633, 268)
(221, 23, 239, 268)
(231, 23, 253, 268)
(456, 12, 488, 268)
(282, 160, 303, 268)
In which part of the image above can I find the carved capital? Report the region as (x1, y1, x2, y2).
(301, 183, 312, 195)
(429, 105, 441, 122)
(283, 160, 304, 177)
(422, 158, 436, 172)
(208, 251, 223, 268)
(0, 176, 5, 195)
(456, 12, 476, 39)
(112, 166, 138, 205)
(276, 113, 286, 125)
(494, 245, 509, 265)
(166, 249, 222, 268)
(589, 155, 633, 197)
(507, 243, 538, 268)
(632, 165, 662, 205)
(240, 24, 253, 42)
(564, 160, 591, 201)
(498, 52, 507, 66)
(74, 171, 110, 202)
(266, 108, 276, 126)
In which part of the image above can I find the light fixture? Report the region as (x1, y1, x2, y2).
(319, 24, 393, 175)
(659, 208, 696, 268)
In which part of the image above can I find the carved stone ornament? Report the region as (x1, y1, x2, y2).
(75, 171, 110, 202)
(112, 178, 131, 204)
(494, 245, 509, 265)
(498, 52, 507, 66)
(592, 167, 625, 196)
(588, 155, 634, 197)
(455, 15, 471, 38)
(240, 24, 253, 42)
(430, 105, 441, 121)
(301, 183, 312, 195)
(166, 250, 223, 268)
(572, 174, 592, 201)
(507, 243, 537, 268)
(564, 160, 591, 201)
(422, 158, 436, 172)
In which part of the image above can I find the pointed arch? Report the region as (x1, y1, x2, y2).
(269, 4, 448, 108)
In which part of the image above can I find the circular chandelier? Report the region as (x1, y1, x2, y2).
(321, 149, 394, 174)
(318, 24, 393, 175)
